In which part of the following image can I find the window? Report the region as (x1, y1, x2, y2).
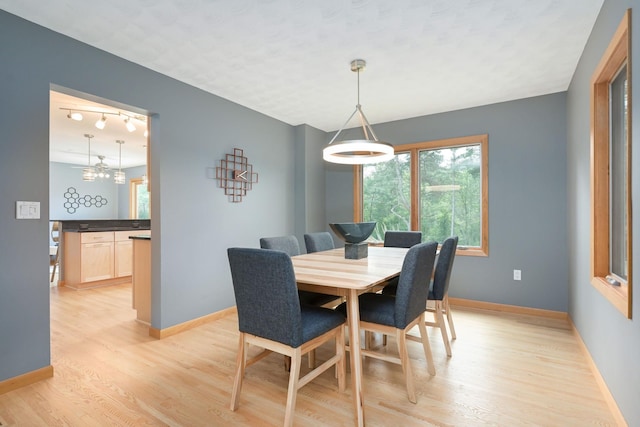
(129, 177, 150, 219)
(355, 134, 488, 256)
(590, 10, 632, 318)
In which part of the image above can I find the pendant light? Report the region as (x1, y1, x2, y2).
(323, 59, 394, 165)
(82, 134, 96, 181)
(114, 140, 125, 184)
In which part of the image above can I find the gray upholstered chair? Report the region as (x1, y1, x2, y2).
(260, 235, 339, 307)
(304, 232, 335, 253)
(380, 231, 423, 293)
(382, 236, 459, 357)
(424, 236, 458, 357)
(383, 231, 422, 248)
(259, 235, 301, 257)
(337, 241, 438, 403)
(227, 248, 346, 426)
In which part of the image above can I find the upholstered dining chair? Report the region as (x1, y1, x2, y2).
(260, 235, 340, 307)
(337, 241, 438, 403)
(424, 236, 458, 357)
(382, 236, 459, 357)
(383, 230, 422, 248)
(378, 230, 423, 293)
(303, 232, 335, 253)
(227, 248, 346, 427)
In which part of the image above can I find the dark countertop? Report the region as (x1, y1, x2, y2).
(66, 227, 151, 233)
(130, 235, 151, 240)
(56, 219, 150, 233)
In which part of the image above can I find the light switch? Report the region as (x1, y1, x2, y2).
(16, 201, 40, 219)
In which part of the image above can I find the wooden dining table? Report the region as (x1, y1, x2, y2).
(291, 246, 409, 427)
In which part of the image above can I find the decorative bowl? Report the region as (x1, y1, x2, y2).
(329, 222, 377, 244)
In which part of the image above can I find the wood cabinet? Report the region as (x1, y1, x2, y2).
(114, 231, 147, 277)
(131, 237, 151, 324)
(63, 230, 149, 290)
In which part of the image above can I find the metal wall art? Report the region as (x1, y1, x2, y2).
(215, 148, 258, 202)
(63, 187, 108, 214)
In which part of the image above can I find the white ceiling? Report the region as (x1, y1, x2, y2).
(50, 91, 148, 168)
(2, 0, 604, 165)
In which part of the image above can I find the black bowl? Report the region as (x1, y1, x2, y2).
(329, 222, 377, 244)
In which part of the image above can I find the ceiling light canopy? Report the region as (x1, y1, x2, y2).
(323, 59, 394, 165)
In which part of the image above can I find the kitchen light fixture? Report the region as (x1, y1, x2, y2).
(323, 59, 394, 165)
(61, 107, 146, 134)
(124, 116, 136, 132)
(114, 140, 125, 184)
(82, 134, 96, 181)
(95, 113, 107, 130)
(94, 156, 111, 179)
(67, 110, 83, 121)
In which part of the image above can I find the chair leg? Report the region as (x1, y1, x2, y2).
(417, 314, 436, 376)
(284, 355, 291, 371)
(396, 329, 416, 403)
(230, 333, 247, 411)
(308, 350, 315, 369)
(284, 348, 302, 427)
(444, 296, 456, 340)
(435, 301, 452, 357)
(336, 325, 346, 392)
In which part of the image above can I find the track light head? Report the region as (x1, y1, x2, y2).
(67, 111, 83, 121)
(95, 114, 107, 130)
(124, 117, 136, 132)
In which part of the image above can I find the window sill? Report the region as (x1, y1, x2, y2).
(591, 276, 631, 318)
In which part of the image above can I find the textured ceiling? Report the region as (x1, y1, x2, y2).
(2, 0, 603, 164)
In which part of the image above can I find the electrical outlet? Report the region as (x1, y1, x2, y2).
(513, 269, 522, 281)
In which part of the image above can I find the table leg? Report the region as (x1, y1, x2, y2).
(346, 289, 365, 426)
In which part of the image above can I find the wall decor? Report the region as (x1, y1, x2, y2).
(63, 187, 108, 214)
(215, 148, 258, 202)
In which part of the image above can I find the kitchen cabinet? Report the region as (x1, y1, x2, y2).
(114, 230, 148, 277)
(62, 230, 149, 289)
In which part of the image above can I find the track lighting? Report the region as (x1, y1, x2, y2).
(124, 117, 136, 132)
(67, 111, 83, 121)
(61, 107, 146, 134)
(95, 114, 107, 130)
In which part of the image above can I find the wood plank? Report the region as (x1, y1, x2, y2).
(0, 283, 620, 426)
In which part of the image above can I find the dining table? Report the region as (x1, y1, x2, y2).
(291, 245, 410, 427)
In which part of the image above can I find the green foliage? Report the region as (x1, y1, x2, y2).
(363, 145, 481, 246)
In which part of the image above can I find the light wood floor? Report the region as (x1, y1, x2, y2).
(0, 283, 617, 426)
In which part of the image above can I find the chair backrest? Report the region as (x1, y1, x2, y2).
(304, 232, 335, 253)
(259, 235, 301, 256)
(51, 221, 60, 244)
(228, 248, 304, 347)
(383, 231, 422, 248)
(394, 241, 438, 328)
(431, 236, 459, 300)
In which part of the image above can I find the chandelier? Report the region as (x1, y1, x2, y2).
(323, 59, 394, 165)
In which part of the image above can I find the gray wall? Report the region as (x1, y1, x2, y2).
(294, 124, 329, 251)
(567, 0, 640, 425)
(326, 92, 569, 312)
(50, 161, 120, 219)
(0, 10, 301, 381)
